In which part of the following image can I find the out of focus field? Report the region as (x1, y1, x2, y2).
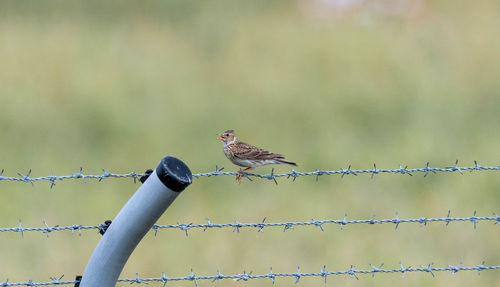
(1, 1, 499, 286)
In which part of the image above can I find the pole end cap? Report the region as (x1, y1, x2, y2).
(156, 156, 192, 192)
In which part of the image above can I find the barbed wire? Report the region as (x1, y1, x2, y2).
(1, 211, 498, 237)
(0, 161, 498, 187)
(1, 262, 499, 286)
(0, 168, 144, 188)
(194, 161, 500, 183)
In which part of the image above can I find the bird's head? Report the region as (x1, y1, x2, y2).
(219, 130, 236, 144)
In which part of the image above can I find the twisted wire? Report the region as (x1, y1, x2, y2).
(1, 262, 499, 286)
(194, 161, 500, 183)
(1, 161, 498, 187)
(1, 211, 498, 237)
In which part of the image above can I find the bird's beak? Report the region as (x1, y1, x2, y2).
(218, 135, 224, 140)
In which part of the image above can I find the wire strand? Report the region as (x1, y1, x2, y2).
(1, 211, 498, 237)
(2, 262, 499, 286)
(1, 161, 498, 187)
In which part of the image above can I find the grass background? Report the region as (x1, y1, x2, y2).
(1, 1, 499, 286)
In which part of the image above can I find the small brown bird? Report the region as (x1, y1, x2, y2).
(218, 130, 297, 181)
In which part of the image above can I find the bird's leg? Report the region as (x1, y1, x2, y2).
(236, 167, 253, 182)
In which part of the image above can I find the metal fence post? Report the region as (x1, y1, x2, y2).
(79, 156, 192, 287)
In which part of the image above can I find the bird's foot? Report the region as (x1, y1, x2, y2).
(236, 167, 253, 183)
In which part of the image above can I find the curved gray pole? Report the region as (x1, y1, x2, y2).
(79, 156, 192, 287)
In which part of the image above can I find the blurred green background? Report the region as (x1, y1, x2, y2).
(1, 0, 499, 286)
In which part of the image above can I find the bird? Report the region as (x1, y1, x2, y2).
(218, 130, 297, 182)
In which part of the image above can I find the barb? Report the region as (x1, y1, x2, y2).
(2, 212, 498, 237)
(2, 262, 499, 286)
(2, 161, 499, 186)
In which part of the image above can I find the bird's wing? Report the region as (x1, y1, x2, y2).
(232, 141, 284, 160)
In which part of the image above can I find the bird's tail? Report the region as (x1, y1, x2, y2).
(277, 159, 297, 166)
